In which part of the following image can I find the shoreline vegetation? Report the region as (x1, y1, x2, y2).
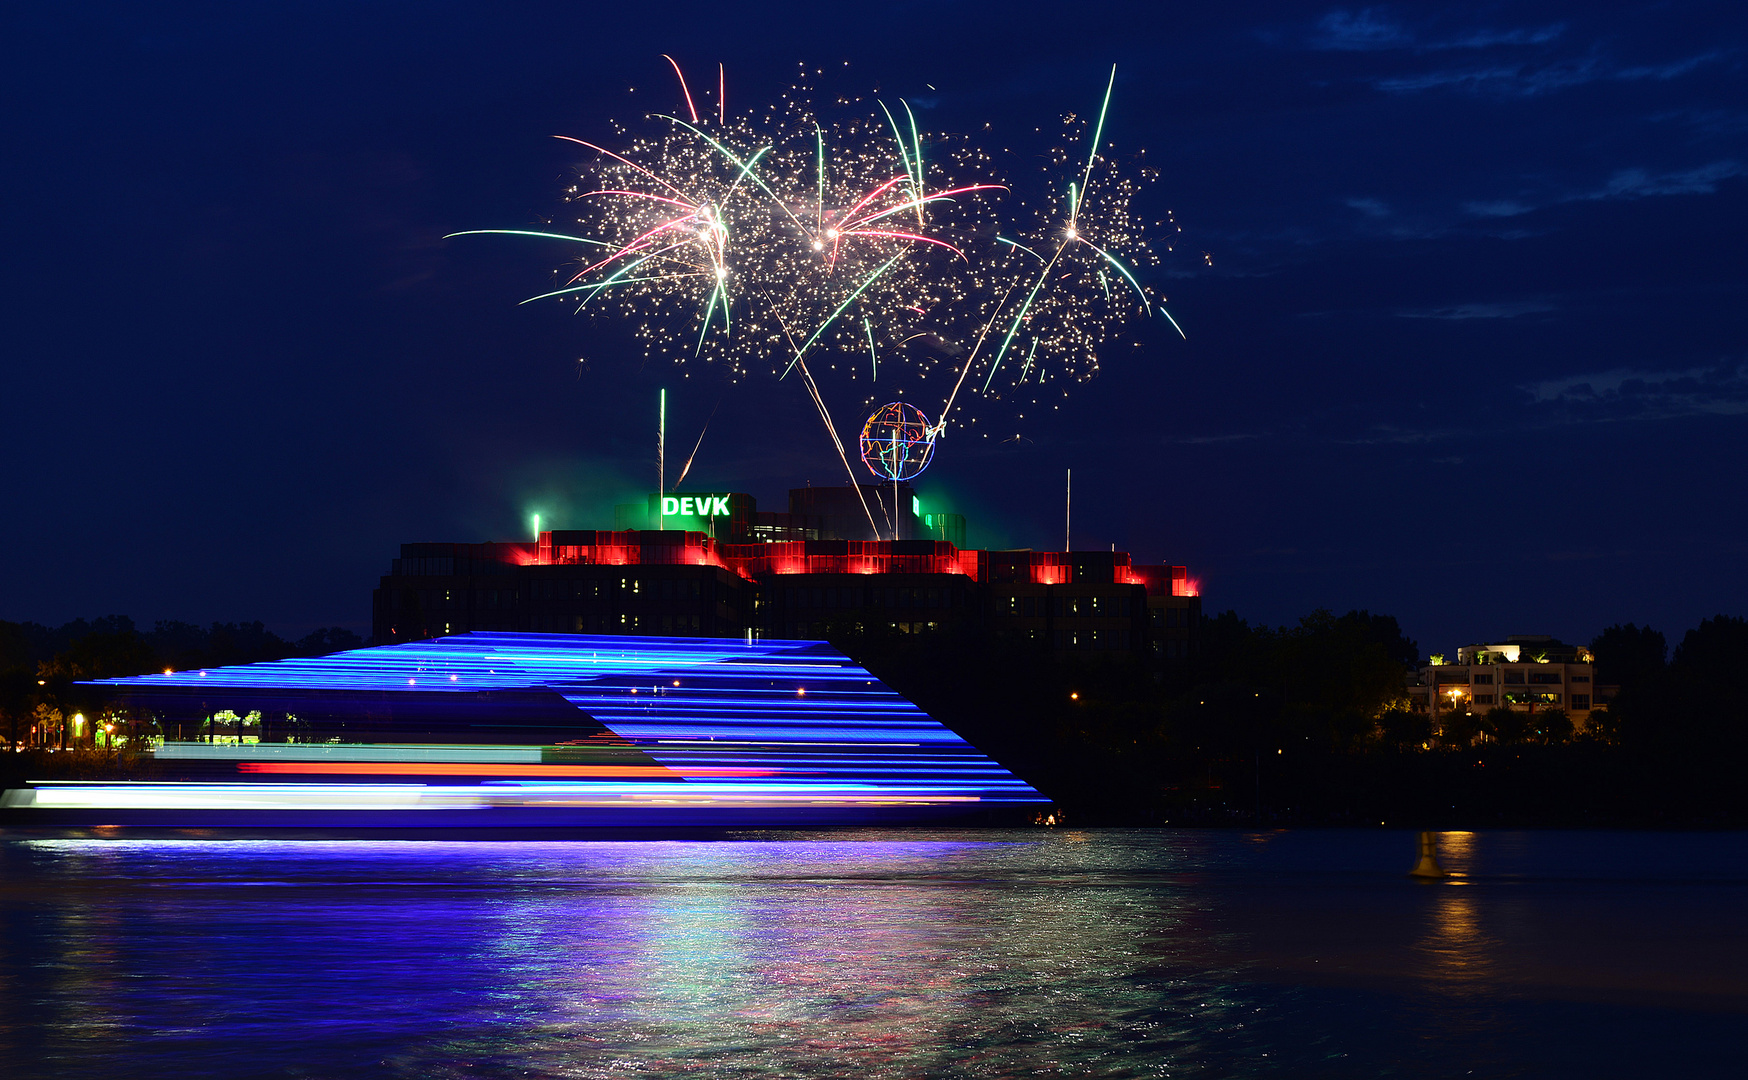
(3, 612, 1744, 829)
(834, 610, 1748, 829)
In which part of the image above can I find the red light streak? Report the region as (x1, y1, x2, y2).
(238, 762, 776, 778)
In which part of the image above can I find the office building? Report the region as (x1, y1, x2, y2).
(374, 486, 1199, 662)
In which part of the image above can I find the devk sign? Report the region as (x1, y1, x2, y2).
(661, 495, 731, 518)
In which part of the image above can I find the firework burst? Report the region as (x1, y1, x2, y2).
(452, 60, 1180, 464)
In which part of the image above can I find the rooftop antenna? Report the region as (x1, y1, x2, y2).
(658, 389, 666, 529)
(1065, 467, 1071, 552)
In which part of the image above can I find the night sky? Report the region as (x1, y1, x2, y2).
(4, 2, 1743, 655)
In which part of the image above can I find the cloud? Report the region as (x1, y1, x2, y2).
(1377, 58, 1599, 96)
(1398, 301, 1555, 320)
(1592, 162, 1743, 199)
(1459, 161, 1742, 223)
(1440, 26, 1565, 50)
(1313, 9, 1410, 51)
(1463, 199, 1535, 218)
(1374, 50, 1719, 98)
(1617, 52, 1724, 81)
(1311, 9, 1563, 52)
(1522, 362, 1748, 419)
(1345, 197, 1391, 217)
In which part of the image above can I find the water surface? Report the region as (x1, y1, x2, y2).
(2, 829, 1742, 1078)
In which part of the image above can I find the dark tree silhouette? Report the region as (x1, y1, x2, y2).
(1589, 623, 1666, 691)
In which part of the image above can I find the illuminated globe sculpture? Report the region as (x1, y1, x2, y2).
(859, 402, 936, 480)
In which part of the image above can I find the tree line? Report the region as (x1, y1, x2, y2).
(0, 616, 362, 750)
(4, 607, 1742, 826)
(822, 609, 1748, 826)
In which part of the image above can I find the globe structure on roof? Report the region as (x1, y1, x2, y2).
(859, 402, 936, 481)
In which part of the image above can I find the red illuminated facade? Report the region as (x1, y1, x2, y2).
(374, 491, 1199, 662)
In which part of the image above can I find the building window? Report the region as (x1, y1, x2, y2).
(1571, 694, 1590, 709)
(1570, 674, 1590, 683)
(1474, 693, 1494, 705)
(1529, 672, 1562, 684)
(1473, 673, 1494, 685)
(1502, 670, 1525, 684)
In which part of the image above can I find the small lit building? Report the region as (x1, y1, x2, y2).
(1406, 634, 1617, 729)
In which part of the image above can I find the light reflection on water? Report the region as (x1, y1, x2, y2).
(1, 829, 1744, 1079)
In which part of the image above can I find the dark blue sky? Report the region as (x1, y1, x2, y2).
(4, 1, 1743, 654)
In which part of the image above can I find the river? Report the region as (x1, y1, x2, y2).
(1, 829, 1742, 1077)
